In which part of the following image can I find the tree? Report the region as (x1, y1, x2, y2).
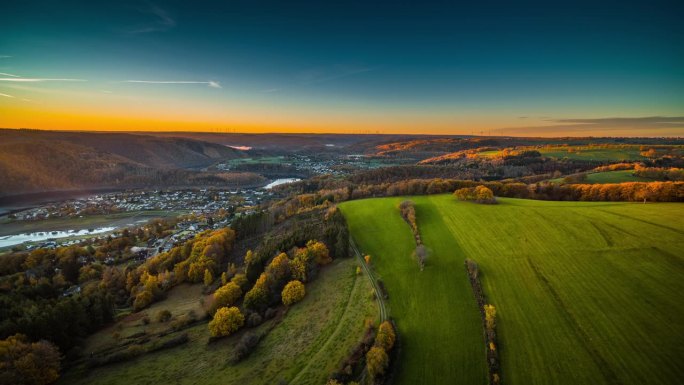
(366, 346, 389, 379)
(231, 273, 249, 290)
(0, 334, 61, 385)
(414, 245, 428, 271)
(133, 290, 153, 311)
(307, 240, 331, 265)
(374, 321, 396, 351)
(289, 249, 310, 282)
(484, 304, 496, 331)
(475, 185, 496, 203)
(203, 269, 213, 286)
(282, 280, 306, 306)
(454, 186, 496, 204)
(243, 273, 271, 310)
(212, 282, 242, 312)
(208, 307, 244, 337)
(221, 272, 228, 285)
(265, 252, 291, 285)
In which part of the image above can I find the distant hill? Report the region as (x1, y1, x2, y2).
(0, 129, 253, 196)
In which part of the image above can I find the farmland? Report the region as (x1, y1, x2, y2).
(60, 257, 377, 385)
(341, 195, 684, 385)
(549, 170, 653, 184)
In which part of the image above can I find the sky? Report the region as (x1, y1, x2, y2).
(1, 0, 683, 136)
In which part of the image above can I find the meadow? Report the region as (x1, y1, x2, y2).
(341, 195, 684, 385)
(549, 170, 653, 184)
(479, 146, 646, 161)
(537, 146, 644, 161)
(60, 257, 377, 385)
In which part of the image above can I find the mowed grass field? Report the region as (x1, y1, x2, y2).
(61, 257, 377, 385)
(340, 196, 684, 385)
(549, 170, 653, 184)
(538, 146, 644, 161)
(479, 146, 645, 161)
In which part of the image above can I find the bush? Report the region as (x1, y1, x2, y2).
(149, 333, 189, 352)
(208, 307, 244, 337)
(282, 280, 306, 306)
(453, 185, 496, 204)
(170, 311, 197, 331)
(156, 309, 172, 323)
(133, 290, 153, 311)
(374, 321, 396, 351)
(211, 282, 242, 314)
(366, 346, 389, 379)
(246, 312, 263, 327)
(264, 307, 278, 320)
(231, 332, 260, 363)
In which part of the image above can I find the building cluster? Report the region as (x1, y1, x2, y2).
(11, 188, 271, 221)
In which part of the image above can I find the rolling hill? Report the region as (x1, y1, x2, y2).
(340, 196, 684, 385)
(0, 129, 251, 196)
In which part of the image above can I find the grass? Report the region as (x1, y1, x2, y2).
(549, 170, 654, 184)
(584, 170, 651, 183)
(340, 195, 684, 385)
(538, 146, 644, 161)
(61, 257, 377, 385)
(341, 198, 489, 385)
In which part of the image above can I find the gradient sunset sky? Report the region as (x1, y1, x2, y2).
(1, 0, 683, 136)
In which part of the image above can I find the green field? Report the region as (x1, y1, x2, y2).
(340, 196, 684, 385)
(549, 170, 653, 184)
(61, 257, 377, 385)
(479, 146, 646, 161)
(538, 147, 645, 161)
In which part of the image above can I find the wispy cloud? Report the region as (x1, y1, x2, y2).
(260, 88, 281, 93)
(0, 92, 15, 98)
(0, 78, 86, 82)
(126, 3, 176, 34)
(0, 56, 12, 59)
(121, 80, 221, 88)
(0, 72, 19, 77)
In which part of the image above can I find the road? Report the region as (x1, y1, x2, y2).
(350, 237, 388, 322)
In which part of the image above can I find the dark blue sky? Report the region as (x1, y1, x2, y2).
(1, 0, 683, 135)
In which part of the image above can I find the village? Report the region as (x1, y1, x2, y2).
(9, 187, 275, 221)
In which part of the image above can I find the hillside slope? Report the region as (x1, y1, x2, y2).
(0, 129, 249, 195)
(341, 196, 684, 385)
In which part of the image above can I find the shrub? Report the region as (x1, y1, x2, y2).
(203, 269, 214, 286)
(212, 282, 242, 313)
(156, 309, 172, 323)
(208, 307, 244, 337)
(231, 332, 260, 363)
(484, 304, 497, 331)
(281, 280, 306, 306)
(230, 273, 249, 290)
(149, 333, 189, 352)
(453, 185, 496, 204)
(374, 321, 396, 351)
(366, 346, 389, 379)
(243, 273, 271, 310)
(133, 290, 153, 311)
(264, 307, 278, 320)
(246, 312, 263, 327)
